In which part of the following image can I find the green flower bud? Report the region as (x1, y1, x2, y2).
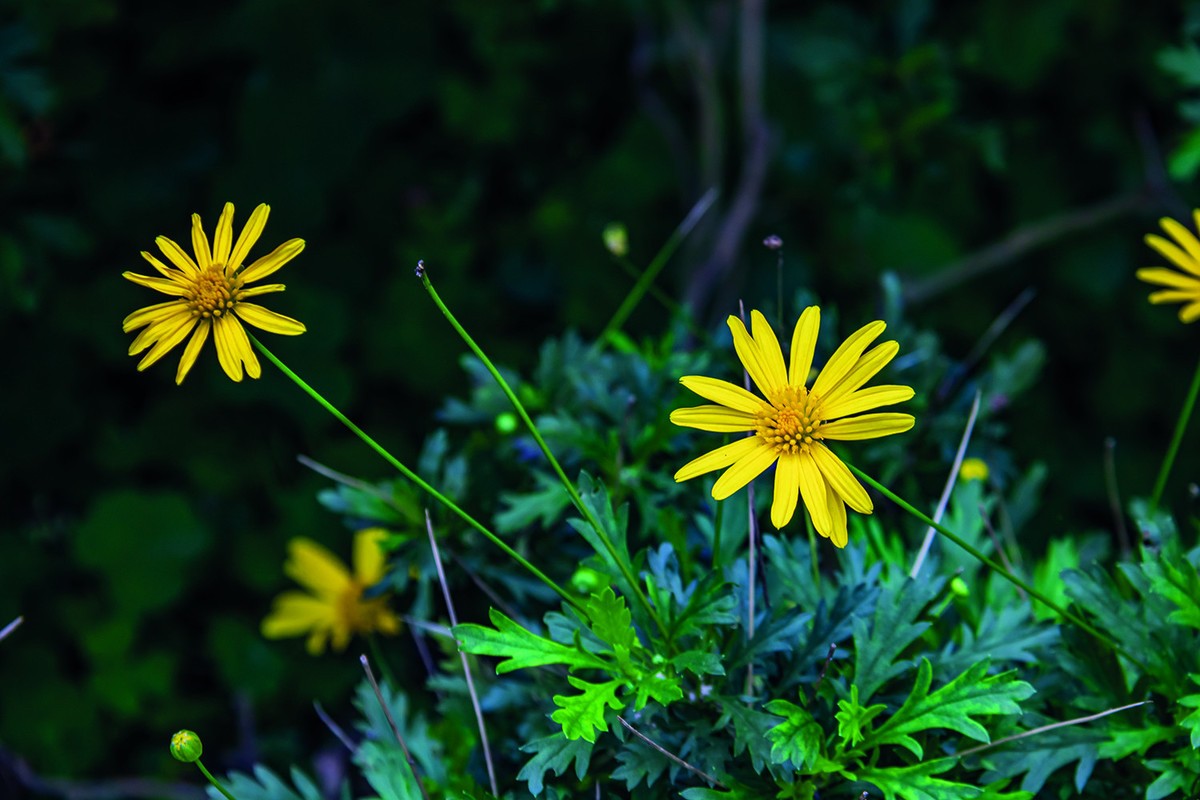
(602, 223, 628, 257)
(495, 412, 518, 434)
(571, 566, 606, 594)
(170, 729, 203, 762)
(950, 577, 970, 598)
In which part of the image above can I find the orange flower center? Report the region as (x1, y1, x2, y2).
(338, 580, 388, 633)
(756, 386, 824, 454)
(187, 265, 245, 319)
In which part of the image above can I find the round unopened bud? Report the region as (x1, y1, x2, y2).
(762, 235, 783, 250)
(602, 223, 629, 257)
(170, 730, 203, 762)
(495, 412, 518, 434)
(950, 577, 970, 598)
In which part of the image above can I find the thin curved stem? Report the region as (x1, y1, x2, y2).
(1149, 350, 1200, 513)
(194, 760, 238, 800)
(249, 335, 580, 614)
(416, 267, 666, 638)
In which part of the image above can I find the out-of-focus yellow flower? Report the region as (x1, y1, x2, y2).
(122, 202, 306, 383)
(959, 458, 989, 482)
(670, 307, 915, 547)
(1138, 213, 1200, 324)
(261, 528, 400, 655)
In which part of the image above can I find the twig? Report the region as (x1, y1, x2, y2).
(359, 655, 432, 800)
(935, 288, 1035, 403)
(955, 700, 1149, 758)
(0, 616, 23, 643)
(425, 509, 499, 796)
(313, 701, 356, 752)
(297, 454, 383, 496)
(617, 715, 725, 789)
(1103, 437, 1132, 557)
(814, 643, 837, 694)
(912, 391, 982, 577)
(738, 301, 758, 696)
(978, 504, 1024, 601)
(903, 193, 1144, 305)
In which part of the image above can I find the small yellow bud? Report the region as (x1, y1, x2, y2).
(959, 458, 989, 482)
(602, 223, 628, 257)
(170, 729, 203, 762)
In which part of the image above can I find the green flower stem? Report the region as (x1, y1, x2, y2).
(195, 759, 238, 800)
(847, 463, 1147, 670)
(600, 188, 717, 344)
(416, 270, 666, 638)
(250, 335, 582, 614)
(1149, 350, 1200, 513)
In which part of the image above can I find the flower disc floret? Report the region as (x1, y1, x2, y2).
(670, 307, 915, 547)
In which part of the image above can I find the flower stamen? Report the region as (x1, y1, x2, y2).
(756, 386, 824, 454)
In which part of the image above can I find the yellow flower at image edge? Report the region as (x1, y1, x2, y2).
(1139, 212, 1200, 324)
(122, 202, 306, 383)
(261, 528, 401, 655)
(670, 308, 915, 547)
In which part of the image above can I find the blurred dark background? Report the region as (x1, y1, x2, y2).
(3, 0, 1199, 791)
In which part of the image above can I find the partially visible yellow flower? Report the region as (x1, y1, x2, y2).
(670, 308, 915, 547)
(122, 202, 306, 384)
(261, 528, 400, 655)
(1138, 212, 1200, 324)
(959, 457, 989, 482)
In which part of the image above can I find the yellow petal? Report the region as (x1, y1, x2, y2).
(826, 492, 849, 548)
(128, 307, 194, 356)
(234, 302, 306, 335)
(353, 528, 389, 584)
(821, 413, 915, 441)
(285, 538, 352, 597)
(175, 319, 211, 384)
(329, 620, 353, 652)
(679, 375, 764, 414)
(750, 310, 788, 391)
(123, 300, 187, 332)
(241, 283, 287, 298)
(155, 236, 200, 276)
(191, 213, 213, 270)
(240, 238, 306, 284)
(123, 271, 190, 296)
(728, 313, 784, 397)
(141, 251, 189, 281)
(821, 341, 901, 408)
(1137, 267, 1200, 290)
(306, 627, 330, 655)
(213, 203, 235, 269)
(213, 316, 261, 381)
(788, 306, 820, 387)
(675, 435, 764, 482)
(797, 455, 831, 537)
(811, 320, 886, 398)
(1145, 233, 1200, 277)
(262, 592, 336, 637)
(771, 454, 801, 529)
(1160, 216, 1200, 264)
(823, 385, 915, 420)
(810, 442, 872, 513)
(1149, 289, 1200, 304)
(1182, 301, 1200, 323)
(136, 314, 198, 371)
(670, 405, 757, 433)
(711, 443, 779, 501)
(230, 204, 270, 271)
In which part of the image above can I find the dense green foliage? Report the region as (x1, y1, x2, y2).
(4, 0, 1200, 797)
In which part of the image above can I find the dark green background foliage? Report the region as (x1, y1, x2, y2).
(2, 0, 1198, 789)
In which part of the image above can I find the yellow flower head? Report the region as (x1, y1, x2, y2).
(959, 457, 989, 482)
(1138, 212, 1200, 324)
(670, 308, 915, 547)
(261, 528, 401, 655)
(122, 202, 306, 383)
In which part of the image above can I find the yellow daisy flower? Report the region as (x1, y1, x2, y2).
(959, 457, 989, 482)
(122, 202, 306, 383)
(1138, 212, 1200, 324)
(670, 308, 915, 547)
(261, 528, 401, 655)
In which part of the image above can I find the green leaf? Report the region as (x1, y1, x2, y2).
(764, 697, 825, 769)
(567, 473, 638, 605)
(551, 676, 626, 742)
(517, 733, 593, 796)
(207, 765, 325, 800)
(853, 573, 944, 702)
(1141, 548, 1200, 631)
(937, 604, 1057, 679)
(355, 738, 423, 800)
(612, 737, 671, 789)
(671, 649, 725, 676)
(496, 470, 573, 532)
(836, 684, 887, 748)
(857, 758, 982, 800)
(632, 668, 683, 711)
(454, 608, 609, 674)
(717, 697, 778, 773)
(586, 586, 638, 654)
(869, 659, 1034, 758)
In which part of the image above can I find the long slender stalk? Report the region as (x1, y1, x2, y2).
(911, 391, 981, 578)
(194, 761, 238, 800)
(416, 267, 665, 638)
(249, 335, 580, 614)
(1148, 350, 1200, 513)
(360, 655, 432, 800)
(849, 463, 1146, 670)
